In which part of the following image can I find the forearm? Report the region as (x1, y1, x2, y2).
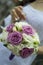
(38, 46, 43, 54)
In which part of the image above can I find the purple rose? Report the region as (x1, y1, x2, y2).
(7, 31, 22, 45)
(6, 24, 14, 32)
(9, 53, 15, 60)
(22, 26, 34, 35)
(19, 47, 34, 58)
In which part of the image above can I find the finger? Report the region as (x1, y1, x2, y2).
(18, 6, 23, 10)
(15, 6, 23, 10)
(15, 7, 26, 20)
(11, 9, 19, 18)
(11, 9, 19, 22)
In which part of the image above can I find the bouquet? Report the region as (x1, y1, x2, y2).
(0, 21, 40, 60)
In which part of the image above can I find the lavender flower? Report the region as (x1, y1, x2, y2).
(19, 47, 34, 58)
(6, 24, 14, 32)
(22, 26, 34, 35)
(7, 31, 22, 45)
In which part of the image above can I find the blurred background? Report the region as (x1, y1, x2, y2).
(0, 0, 35, 22)
(0, 0, 15, 22)
(0, 0, 43, 65)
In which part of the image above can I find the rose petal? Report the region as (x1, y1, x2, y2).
(6, 24, 14, 32)
(19, 47, 34, 58)
(22, 26, 34, 35)
(7, 31, 22, 45)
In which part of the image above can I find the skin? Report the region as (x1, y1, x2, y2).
(11, 0, 43, 54)
(31, 0, 43, 11)
(11, 6, 26, 22)
(1, 0, 43, 25)
(11, 0, 43, 22)
(38, 46, 43, 54)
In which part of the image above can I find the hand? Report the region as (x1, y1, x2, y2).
(11, 6, 26, 23)
(38, 46, 43, 54)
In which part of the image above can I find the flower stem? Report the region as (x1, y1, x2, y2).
(9, 53, 15, 60)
